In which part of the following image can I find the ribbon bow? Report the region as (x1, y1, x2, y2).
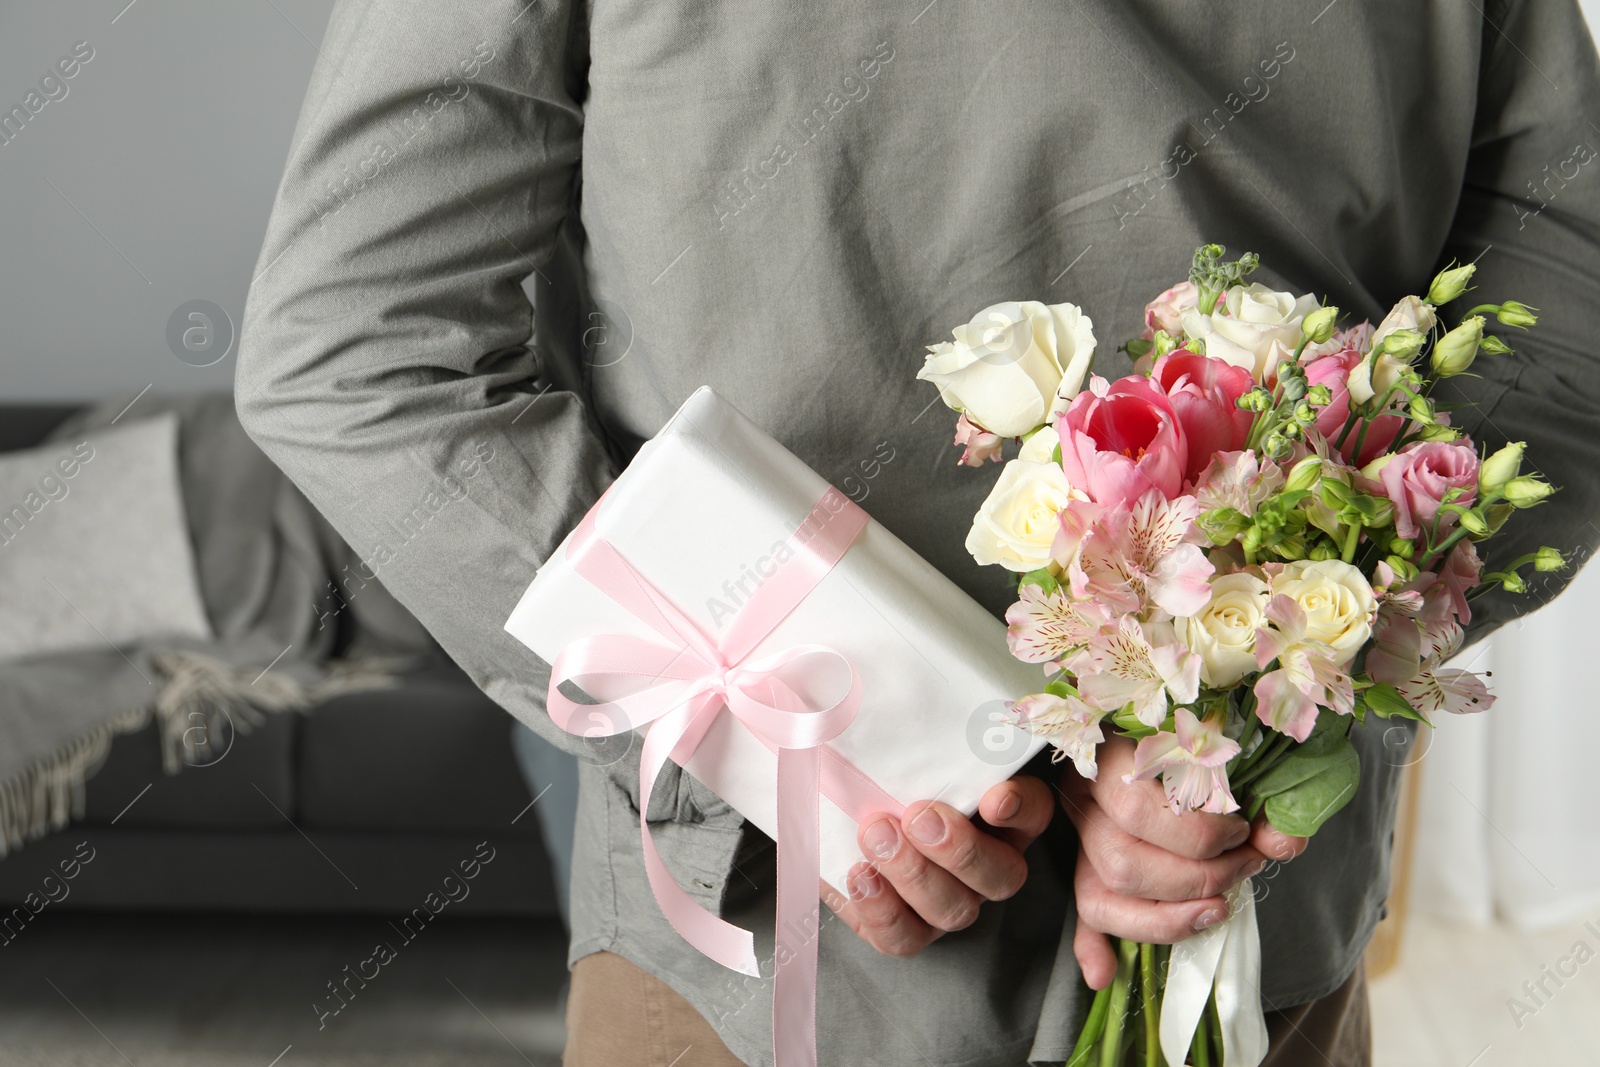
(547, 486, 889, 1067)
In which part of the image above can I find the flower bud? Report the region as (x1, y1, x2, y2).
(1263, 433, 1293, 461)
(1302, 305, 1339, 344)
(1427, 263, 1476, 305)
(1458, 508, 1490, 536)
(1408, 394, 1436, 425)
(1534, 546, 1566, 572)
(1479, 334, 1514, 356)
(1388, 536, 1415, 559)
(1385, 556, 1420, 582)
(1381, 329, 1425, 360)
(1500, 571, 1527, 593)
(1293, 402, 1317, 424)
(1306, 384, 1333, 407)
(1503, 475, 1554, 508)
(1431, 316, 1483, 377)
(1285, 456, 1323, 493)
(1419, 423, 1461, 442)
(1480, 441, 1525, 494)
(1495, 301, 1539, 329)
(1280, 375, 1307, 402)
(1486, 502, 1515, 534)
(1307, 540, 1338, 561)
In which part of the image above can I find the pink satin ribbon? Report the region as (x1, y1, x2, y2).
(546, 485, 899, 1067)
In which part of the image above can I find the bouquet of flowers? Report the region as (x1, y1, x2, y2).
(917, 245, 1563, 1067)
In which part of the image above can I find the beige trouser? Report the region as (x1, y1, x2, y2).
(562, 950, 1371, 1067)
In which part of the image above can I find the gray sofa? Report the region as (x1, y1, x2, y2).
(0, 405, 559, 916)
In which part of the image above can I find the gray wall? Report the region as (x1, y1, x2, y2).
(0, 0, 336, 401)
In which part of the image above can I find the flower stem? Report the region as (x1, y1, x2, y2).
(1066, 984, 1113, 1067)
(1191, 1007, 1212, 1067)
(1341, 521, 1362, 563)
(1140, 942, 1161, 1067)
(1100, 939, 1139, 1067)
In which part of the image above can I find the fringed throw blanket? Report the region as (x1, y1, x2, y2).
(0, 393, 440, 854)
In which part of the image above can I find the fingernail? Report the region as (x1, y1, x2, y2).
(908, 807, 946, 845)
(847, 863, 882, 900)
(993, 789, 1021, 822)
(864, 818, 901, 860)
(1194, 907, 1228, 931)
(1226, 821, 1251, 849)
(1269, 833, 1299, 861)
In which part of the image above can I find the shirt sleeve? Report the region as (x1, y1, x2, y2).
(1438, 0, 1600, 640)
(235, 0, 615, 759)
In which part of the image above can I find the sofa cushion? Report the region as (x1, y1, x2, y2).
(82, 711, 296, 829)
(297, 665, 541, 834)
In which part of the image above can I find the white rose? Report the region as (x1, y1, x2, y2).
(965, 456, 1085, 572)
(1272, 559, 1377, 666)
(1176, 572, 1271, 689)
(1370, 295, 1437, 350)
(1186, 283, 1320, 381)
(918, 301, 1096, 438)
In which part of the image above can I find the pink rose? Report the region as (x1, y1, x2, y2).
(1376, 441, 1480, 541)
(1150, 350, 1255, 483)
(1304, 349, 1403, 466)
(1142, 280, 1200, 341)
(1057, 375, 1187, 508)
(952, 412, 1003, 467)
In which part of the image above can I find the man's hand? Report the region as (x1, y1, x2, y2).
(1060, 736, 1308, 989)
(823, 775, 1054, 957)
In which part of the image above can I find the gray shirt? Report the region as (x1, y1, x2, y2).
(236, 2, 1600, 1063)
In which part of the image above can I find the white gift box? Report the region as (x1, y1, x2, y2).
(505, 387, 1045, 893)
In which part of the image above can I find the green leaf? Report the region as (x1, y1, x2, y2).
(1249, 725, 1360, 837)
(1363, 683, 1428, 722)
(1019, 568, 1060, 595)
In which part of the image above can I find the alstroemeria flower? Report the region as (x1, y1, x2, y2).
(1057, 375, 1188, 509)
(1253, 595, 1355, 741)
(1076, 617, 1202, 727)
(1150, 351, 1255, 483)
(953, 413, 1003, 467)
(1065, 490, 1215, 619)
(1005, 585, 1112, 666)
(1439, 539, 1482, 625)
(1013, 692, 1106, 780)
(1194, 450, 1287, 519)
(1398, 668, 1495, 717)
(1126, 707, 1242, 814)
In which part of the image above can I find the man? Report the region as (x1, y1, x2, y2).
(236, 2, 1600, 1063)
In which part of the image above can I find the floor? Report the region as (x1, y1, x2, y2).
(1, 910, 1593, 1065)
(0, 913, 570, 1067)
(1371, 914, 1600, 1067)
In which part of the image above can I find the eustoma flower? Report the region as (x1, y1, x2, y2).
(1056, 375, 1188, 508)
(1302, 348, 1403, 466)
(1367, 441, 1480, 541)
(1127, 707, 1242, 814)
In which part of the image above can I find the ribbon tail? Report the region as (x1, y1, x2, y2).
(772, 745, 822, 1067)
(639, 697, 761, 978)
(1158, 890, 1231, 1067)
(1213, 878, 1269, 1067)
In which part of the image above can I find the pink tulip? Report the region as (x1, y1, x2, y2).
(1303, 349, 1404, 466)
(1057, 375, 1188, 508)
(1150, 350, 1255, 483)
